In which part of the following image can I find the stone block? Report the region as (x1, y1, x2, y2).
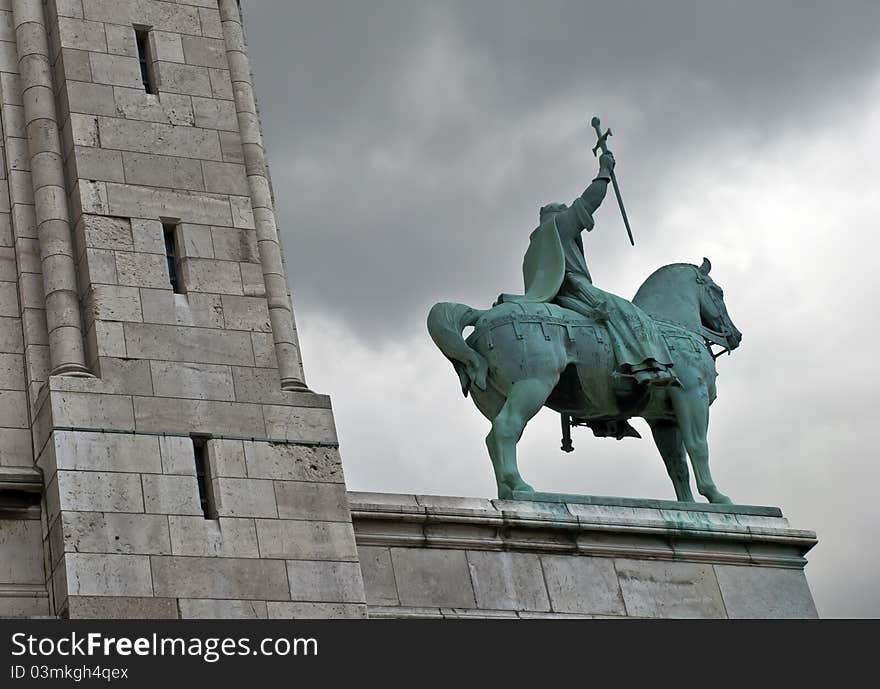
(141, 474, 202, 516)
(122, 152, 205, 192)
(229, 195, 255, 229)
(210, 226, 258, 262)
(274, 481, 351, 521)
(220, 295, 270, 332)
(65, 81, 117, 118)
(540, 554, 626, 615)
(715, 564, 818, 618)
(211, 477, 277, 518)
(104, 23, 137, 57)
(199, 7, 223, 39)
(231, 367, 283, 403)
(114, 250, 172, 289)
(113, 87, 194, 126)
(357, 546, 399, 606)
(134, 397, 266, 437)
(56, 16, 106, 52)
(63, 553, 153, 597)
(140, 289, 224, 328)
(0, 428, 33, 467)
(466, 551, 550, 612)
(255, 519, 358, 560)
(263, 405, 338, 444)
(151, 30, 184, 63)
(159, 435, 196, 475)
(202, 161, 248, 195)
(0, 595, 51, 618)
(92, 320, 127, 358)
(131, 218, 166, 255)
(90, 357, 153, 395)
(244, 442, 343, 483)
(52, 430, 161, 474)
(156, 62, 212, 97)
(0, 519, 45, 584)
(150, 360, 235, 401)
(85, 284, 143, 322)
(90, 53, 143, 88)
(251, 332, 276, 365)
(0, 282, 19, 317)
(0, 351, 24, 390)
(219, 130, 243, 163)
(150, 556, 289, 600)
(181, 35, 227, 69)
(179, 599, 268, 619)
(208, 67, 233, 100)
(56, 470, 144, 514)
(286, 560, 365, 603)
(124, 322, 254, 365)
(615, 558, 727, 618)
(67, 596, 178, 619)
(98, 118, 221, 160)
(389, 548, 475, 608)
(82, 247, 118, 285)
(0, 317, 24, 355)
(168, 516, 259, 558)
(82, 214, 132, 250)
(267, 602, 368, 619)
(59, 47, 92, 83)
(207, 438, 246, 477)
(180, 257, 243, 294)
(178, 223, 214, 258)
(192, 96, 237, 131)
(61, 511, 171, 555)
(51, 390, 135, 430)
(82, 0, 201, 36)
(108, 184, 232, 225)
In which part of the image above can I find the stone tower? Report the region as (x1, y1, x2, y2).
(0, 0, 365, 619)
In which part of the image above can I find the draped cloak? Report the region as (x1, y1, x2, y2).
(508, 197, 674, 371)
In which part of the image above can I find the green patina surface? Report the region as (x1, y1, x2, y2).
(428, 117, 747, 505)
(510, 491, 782, 518)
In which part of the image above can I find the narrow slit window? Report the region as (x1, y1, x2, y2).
(163, 222, 182, 293)
(192, 436, 216, 520)
(135, 27, 157, 94)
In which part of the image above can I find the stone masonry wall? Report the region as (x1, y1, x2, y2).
(351, 493, 819, 619)
(0, 0, 365, 619)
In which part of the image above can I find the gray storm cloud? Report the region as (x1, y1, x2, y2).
(243, 1, 880, 617)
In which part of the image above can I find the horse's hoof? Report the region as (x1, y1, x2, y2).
(708, 492, 732, 504)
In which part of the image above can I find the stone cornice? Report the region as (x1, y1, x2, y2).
(349, 492, 818, 570)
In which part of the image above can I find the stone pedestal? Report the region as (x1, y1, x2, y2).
(350, 492, 818, 619)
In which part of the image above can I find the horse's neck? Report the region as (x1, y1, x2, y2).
(633, 272, 702, 331)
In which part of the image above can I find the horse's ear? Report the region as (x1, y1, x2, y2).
(699, 257, 712, 275)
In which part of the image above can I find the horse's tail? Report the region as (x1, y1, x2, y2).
(427, 301, 489, 397)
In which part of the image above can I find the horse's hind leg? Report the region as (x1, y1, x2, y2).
(487, 377, 557, 499)
(668, 385, 731, 504)
(648, 420, 694, 502)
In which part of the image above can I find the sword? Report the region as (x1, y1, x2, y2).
(590, 116, 635, 246)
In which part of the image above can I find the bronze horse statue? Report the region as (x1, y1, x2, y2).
(427, 258, 742, 503)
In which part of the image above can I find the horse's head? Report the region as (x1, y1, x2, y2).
(694, 258, 742, 351)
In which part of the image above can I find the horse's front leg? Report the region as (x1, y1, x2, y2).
(486, 377, 557, 499)
(648, 419, 694, 502)
(668, 384, 731, 504)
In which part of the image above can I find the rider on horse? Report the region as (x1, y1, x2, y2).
(502, 151, 678, 388)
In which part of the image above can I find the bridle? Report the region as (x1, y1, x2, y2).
(696, 269, 734, 359)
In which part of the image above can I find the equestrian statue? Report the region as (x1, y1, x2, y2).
(427, 117, 743, 503)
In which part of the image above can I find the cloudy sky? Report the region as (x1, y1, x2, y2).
(243, 1, 880, 618)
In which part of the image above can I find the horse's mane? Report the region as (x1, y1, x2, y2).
(633, 262, 697, 301)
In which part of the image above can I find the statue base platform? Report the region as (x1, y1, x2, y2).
(511, 490, 782, 517)
(349, 491, 819, 618)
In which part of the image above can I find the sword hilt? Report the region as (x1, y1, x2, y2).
(591, 116, 612, 156)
